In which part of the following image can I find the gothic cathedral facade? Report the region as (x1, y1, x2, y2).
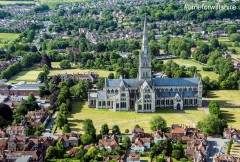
(88, 16, 202, 113)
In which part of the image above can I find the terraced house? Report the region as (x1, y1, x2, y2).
(88, 16, 202, 113)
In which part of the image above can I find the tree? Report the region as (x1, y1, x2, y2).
(82, 119, 96, 138)
(60, 60, 71, 69)
(108, 73, 114, 79)
(208, 101, 221, 118)
(122, 136, 131, 149)
(172, 150, 182, 160)
(149, 116, 167, 131)
(56, 113, 68, 129)
(59, 103, 69, 116)
(62, 124, 71, 133)
(0, 103, 13, 121)
(180, 50, 188, 59)
(56, 141, 65, 158)
(41, 54, 52, 68)
(46, 146, 57, 159)
(125, 129, 129, 134)
(42, 64, 50, 75)
(81, 134, 94, 145)
(197, 115, 228, 135)
(97, 77, 105, 90)
(100, 123, 109, 136)
(112, 125, 121, 135)
(75, 146, 85, 159)
(37, 72, 47, 83)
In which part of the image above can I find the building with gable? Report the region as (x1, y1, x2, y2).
(88, 16, 202, 113)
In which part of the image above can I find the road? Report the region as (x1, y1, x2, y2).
(207, 137, 229, 162)
(33, 21, 52, 51)
(45, 111, 57, 133)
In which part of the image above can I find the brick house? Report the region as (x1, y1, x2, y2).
(185, 139, 208, 162)
(6, 126, 25, 136)
(131, 137, 151, 152)
(25, 108, 50, 126)
(58, 133, 80, 148)
(128, 153, 140, 162)
(8, 135, 26, 152)
(99, 134, 119, 151)
(60, 72, 99, 83)
(223, 128, 240, 139)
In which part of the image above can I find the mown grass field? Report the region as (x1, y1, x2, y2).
(206, 90, 240, 129)
(0, 33, 19, 44)
(9, 70, 41, 83)
(164, 58, 219, 80)
(39, 0, 87, 8)
(0, 0, 34, 4)
(9, 68, 114, 82)
(67, 101, 206, 134)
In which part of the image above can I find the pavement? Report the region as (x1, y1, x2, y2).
(207, 137, 229, 162)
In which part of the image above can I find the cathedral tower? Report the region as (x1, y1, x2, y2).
(139, 15, 151, 80)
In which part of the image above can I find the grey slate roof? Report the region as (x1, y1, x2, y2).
(106, 79, 141, 88)
(97, 91, 117, 99)
(152, 78, 198, 87)
(10, 83, 45, 90)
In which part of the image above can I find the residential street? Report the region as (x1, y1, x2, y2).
(207, 137, 229, 162)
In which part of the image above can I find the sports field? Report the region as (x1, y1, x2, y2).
(206, 90, 240, 129)
(67, 101, 206, 134)
(164, 58, 219, 80)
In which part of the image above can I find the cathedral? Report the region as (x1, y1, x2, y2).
(88, 17, 202, 113)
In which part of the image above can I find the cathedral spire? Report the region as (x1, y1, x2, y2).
(138, 14, 151, 80)
(142, 14, 148, 55)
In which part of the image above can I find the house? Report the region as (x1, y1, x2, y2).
(0, 129, 6, 138)
(8, 135, 26, 152)
(99, 134, 119, 151)
(128, 153, 140, 162)
(223, 128, 240, 139)
(5, 150, 43, 162)
(66, 47, 80, 54)
(68, 147, 80, 157)
(25, 108, 50, 126)
(131, 137, 151, 152)
(213, 154, 239, 162)
(132, 128, 145, 138)
(185, 139, 208, 162)
(153, 130, 169, 143)
(60, 72, 99, 83)
(58, 133, 80, 148)
(0, 139, 7, 151)
(170, 124, 186, 140)
(6, 126, 25, 135)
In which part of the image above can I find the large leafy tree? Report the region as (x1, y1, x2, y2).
(112, 125, 121, 135)
(149, 116, 167, 131)
(100, 123, 109, 136)
(197, 115, 228, 135)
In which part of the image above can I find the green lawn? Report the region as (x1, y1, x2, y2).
(0, 1, 34, 4)
(9, 70, 41, 83)
(164, 58, 219, 80)
(0, 33, 19, 49)
(67, 100, 206, 134)
(206, 90, 240, 129)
